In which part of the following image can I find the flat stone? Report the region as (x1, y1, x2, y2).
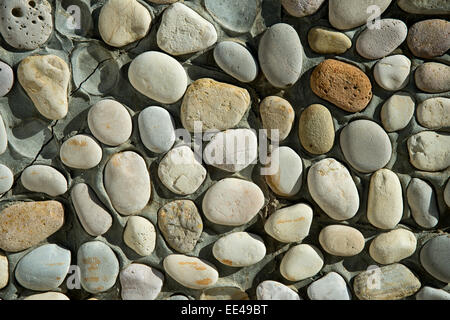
(416, 286, 450, 300)
(200, 287, 249, 300)
(0, 201, 64, 252)
(99, 0, 151, 47)
(77, 241, 119, 294)
(420, 235, 450, 283)
(445, 180, 450, 208)
(202, 178, 265, 226)
(158, 146, 206, 195)
(104, 151, 151, 215)
(356, 19, 407, 60)
(260, 96, 295, 142)
(158, 200, 203, 254)
(282, 0, 325, 17)
(88, 99, 132, 146)
(256, 280, 301, 300)
(15, 244, 71, 291)
(415, 62, 450, 93)
(308, 27, 352, 54)
(203, 129, 258, 172)
(21, 165, 67, 197)
(180, 78, 251, 132)
(407, 131, 450, 172)
(24, 292, 69, 300)
(280, 244, 324, 281)
(417, 97, 450, 130)
(407, 19, 450, 59)
(329, 0, 392, 30)
(205, 0, 258, 33)
(213, 41, 258, 83)
(264, 203, 313, 243)
(123, 216, 156, 256)
(0, 0, 53, 50)
(380, 92, 415, 132)
(367, 169, 403, 229)
(18, 55, 70, 120)
(0, 114, 6, 155)
(398, 0, 450, 14)
(0, 164, 13, 195)
(353, 264, 421, 300)
(308, 158, 359, 221)
(157, 3, 217, 55)
(307, 272, 351, 300)
(129, 51, 187, 104)
(60, 135, 102, 170)
(0, 253, 8, 289)
(212, 232, 266, 267)
(163, 254, 219, 289)
(120, 264, 164, 300)
(310, 59, 373, 113)
(407, 178, 439, 229)
(259, 23, 303, 88)
(71, 183, 112, 237)
(0, 61, 13, 97)
(340, 119, 392, 173)
(374, 55, 411, 91)
(265, 146, 303, 197)
(138, 106, 176, 154)
(319, 225, 365, 257)
(298, 104, 335, 155)
(369, 229, 417, 264)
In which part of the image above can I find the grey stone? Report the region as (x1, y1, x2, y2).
(417, 97, 450, 130)
(307, 272, 351, 300)
(204, 0, 258, 33)
(214, 41, 258, 83)
(398, 0, 450, 14)
(282, 0, 325, 17)
(415, 62, 450, 94)
(0, 61, 14, 97)
(138, 106, 176, 154)
(407, 19, 450, 59)
(416, 286, 450, 300)
(407, 178, 439, 229)
(420, 235, 450, 283)
(120, 264, 164, 300)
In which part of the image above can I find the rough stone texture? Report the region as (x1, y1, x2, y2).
(123, 216, 156, 256)
(120, 264, 164, 300)
(259, 96, 295, 142)
(407, 131, 450, 172)
(415, 62, 450, 93)
(398, 0, 450, 14)
(407, 19, 450, 59)
(420, 235, 450, 283)
(417, 97, 450, 130)
(282, 0, 325, 17)
(308, 27, 352, 54)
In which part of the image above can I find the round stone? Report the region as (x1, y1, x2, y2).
(138, 106, 175, 154)
(60, 135, 102, 170)
(202, 178, 264, 226)
(407, 131, 450, 172)
(0, 164, 13, 195)
(374, 55, 411, 91)
(24, 292, 69, 300)
(407, 19, 450, 59)
(213, 41, 258, 83)
(416, 286, 450, 300)
(0, 61, 13, 97)
(0, 253, 7, 289)
(380, 92, 415, 132)
(21, 165, 67, 197)
(415, 62, 450, 93)
(0, 0, 53, 50)
(420, 235, 450, 283)
(256, 280, 300, 300)
(15, 244, 71, 291)
(308, 27, 352, 54)
(88, 99, 132, 146)
(258, 23, 303, 88)
(123, 216, 156, 256)
(0, 114, 6, 155)
(307, 158, 359, 221)
(407, 178, 439, 229)
(158, 200, 203, 254)
(200, 287, 249, 300)
(445, 180, 450, 208)
(356, 19, 407, 60)
(398, 0, 450, 14)
(158, 146, 206, 195)
(369, 229, 417, 265)
(367, 169, 403, 230)
(99, 0, 151, 47)
(104, 151, 151, 215)
(129, 51, 187, 104)
(205, 0, 258, 33)
(282, 0, 325, 17)
(77, 241, 119, 294)
(163, 254, 218, 289)
(264, 203, 313, 243)
(212, 232, 266, 267)
(340, 120, 392, 173)
(298, 104, 335, 155)
(280, 244, 324, 281)
(417, 97, 450, 130)
(259, 96, 295, 142)
(265, 146, 303, 197)
(319, 225, 365, 257)
(310, 59, 373, 113)
(307, 272, 351, 300)
(120, 264, 164, 300)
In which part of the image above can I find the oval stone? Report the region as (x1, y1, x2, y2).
(415, 62, 450, 93)
(123, 216, 156, 256)
(15, 244, 71, 291)
(374, 55, 411, 91)
(0, 164, 13, 195)
(202, 178, 265, 226)
(380, 92, 415, 132)
(420, 235, 450, 283)
(0, 61, 13, 97)
(280, 244, 324, 281)
(308, 27, 352, 55)
(260, 96, 295, 142)
(307, 272, 351, 300)
(398, 0, 450, 14)
(369, 229, 417, 265)
(319, 225, 365, 257)
(308, 158, 359, 221)
(407, 178, 439, 229)
(104, 151, 151, 215)
(21, 165, 67, 197)
(407, 131, 450, 172)
(138, 106, 176, 154)
(163, 254, 219, 289)
(417, 97, 450, 130)
(129, 51, 187, 104)
(416, 286, 450, 300)
(407, 19, 450, 59)
(282, 0, 325, 17)
(60, 135, 102, 170)
(0, 114, 6, 155)
(200, 287, 249, 300)
(0, 201, 64, 252)
(299, 104, 335, 155)
(212, 232, 266, 267)
(120, 264, 164, 300)
(0, 253, 7, 289)
(256, 280, 300, 300)
(77, 241, 119, 294)
(258, 23, 303, 88)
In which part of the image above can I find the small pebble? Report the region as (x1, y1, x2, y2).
(204, 0, 258, 33)
(24, 292, 69, 300)
(282, 0, 325, 17)
(369, 229, 417, 265)
(380, 92, 415, 132)
(21, 165, 67, 197)
(420, 235, 450, 283)
(0, 61, 13, 97)
(256, 280, 300, 300)
(417, 97, 450, 130)
(259, 96, 295, 142)
(416, 286, 450, 300)
(280, 244, 324, 281)
(0, 164, 13, 195)
(398, 0, 450, 14)
(308, 27, 352, 55)
(213, 232, 266, 267)
(415, 62, 450, 93)
(0, 114, 6, 155)
(307, 272, 351, 300)
(200, 287, 249, 300)
(374, 55, 411, 91)
(407, 19, 450, 59)
(120, 264, 164, 300)
(319, 225, 365, 257)
(123, 216, 156, 256)
(60, 135, 102, 170)
(138, 106, 176, 154)
(0, 253, 8, 289)
(407, 178, 439, 229)
(407, 131, 450, 172)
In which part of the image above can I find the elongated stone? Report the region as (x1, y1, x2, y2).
(407, 178, 439, 229)
(0, 164, 14, 195)
(21, 165, 67, 197)
(260, 96, 295, 142)
(398, 0, 450, 14)
(416, 286, 450, 300)
(138, 106, 176, 154)
(0, 114, 6, 155)
(0, 253, 8, 289)
(308, 27, 352, 55)
(407, 19, 450, 59)
(420, 235, 450, 283)
(282, 0, 325, 17)
(380, 92, 415, 132)
(415, 62, 450, 94)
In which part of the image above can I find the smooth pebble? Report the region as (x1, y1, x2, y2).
(420, 235, 450, 283)
(407, 178, 439, 229)
(256, 280, 300, 300)
(0, 114, 6, 155)
(307, 272, 351, 300)
(369, 229, 417, 264)
(374, 55, 411, 91)
(138, 106, 176, 154)
(319, 225, 365, 257)
(21, 165, 67, 197)
(407, 131, 450, 172)
(308, 27, 352, 54)
(0, 164, 13, 195)
(0, 253, 8, 289)
(259, 96, 295, 142)
(120, 264, 164, 300)
(415, 62, 450, 93)
(416, 286, 450, 300)
(280, 244, 324, 281)
(0, 61, 13, 97)
(380, 92, 415, 132)
(60, 135, 102, 170)
(417, 97, 450, 130)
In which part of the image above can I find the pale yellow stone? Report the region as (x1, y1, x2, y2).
(260, 96, 295, 141)
(369, 229, 417, 264)
(319, 225, 365, 257)
(308, 27, 352, 54)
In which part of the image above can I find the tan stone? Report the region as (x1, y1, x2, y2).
(369, 229, 417, 265)
(319, 225, 365, 257)
(260, 96, 295, 141)
(308, 27, 352, 54)
(407, 19, 450, 59)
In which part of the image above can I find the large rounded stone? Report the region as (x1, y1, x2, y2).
(407, 178, 439, 229)
(407, 131, 450, 172)
(280, 244, 324, 281)
(374, 55, 411, 91)
(415, 62, 450, 93)
(123, 216, 156, 256)
(319, 225, 365, 257)
(21, 165, 67, 197)
(380, 92, 415, 132)
(420, 235, 450, 283)
(299, 104, 335, 155)
(417, 97, 450, 130)
(407, 19, 450, 59)
(398, 0, 450, 14)
(60, 135, 102, 170)
(138, 106, 176, 154)
(213, 232, 266, 267)
(307, 272, 351, 300)
(369, 229, 417, 264)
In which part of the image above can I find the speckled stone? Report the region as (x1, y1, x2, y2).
(374, 55, 411, 91)
(407, 178, 439, 229)
(120, 264, 164, 300)
(0, 164, 13, 195)
(21, 165, 67, 197)
(407, 131, 450, 172)
(0, 61, 14, 97)
(299, 104, 335, 155)
(398, 0, 450, 14)
(213, 232, 266, 267)
(420, 235, 450, 283)
(282, 0, 325, 17)
(260, 96, 295, 142)
(319, 225, 365, 257)
(407, 19, 450, 59)
(308, 27, 352, 54)
(307, 272, 351, 300)
(256, 280, 301, 300)
(369, 229, 417, 265)
(416, 286, 450, 300)
(0, 253, 8, 289)
(205, 0, 258, 33)
(123, 216, 156, 256)
(417, 97, 450, 130)
(380, 92, 415, 132)
(280, 244, 324, 281)
(415, 62, 450, 93)
(200, 287, 249, 300)
(60, 135, 102, 170)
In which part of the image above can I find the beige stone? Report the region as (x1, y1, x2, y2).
(407, 131, 450, 172)
(280, 244, 324, 281)
(24, 292, 70, 300)
(380, 92, 415, 132)
(123, 216, 156, 256)
(60, 135, 103, 170)
(417, 97, 450, 130)
(319, 225, 365, 257)
(260, 96, 295, 141)
(308, 27, 352, 54)
(369, 229, 417, 264)
(299, 104, 335, 155)
(0, 253, 7, 289)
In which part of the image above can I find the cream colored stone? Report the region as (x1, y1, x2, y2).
(260, 96, 295, 142)
(369, 229, 417, 264)
(0, 253, 7, 289)
(21, 165, 68, 197)
(380, 92, 415, 132)
(319, 225, 365, 257)
(24, 292, 70, 300)
(407, 131, 450, 172)
(280, 244, 324, 281)
(123, 216, 156, 256)
(60, 135, 102, 170)
(417, 97, 450, 130)
(308, 27, 352, 54)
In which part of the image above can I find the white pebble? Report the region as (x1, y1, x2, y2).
(21, 165, 67, 197)
(123, 216, 156, 256)
(0, 164, 13, 195)
(60, 135, 102, 170)
(213, 232, 266, 267)
(138, 106, 176, 154)
(307, 272, 351, 300)
(256, 280, 301, 300)
(120, 264, 164, 300)
(280, 244, 324, 281)
(374, 55, 411, 91)
(380, 92, 415, 132)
